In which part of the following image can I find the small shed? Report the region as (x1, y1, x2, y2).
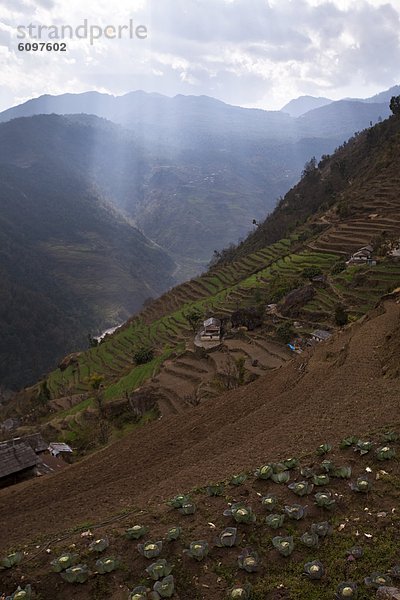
(0, 443, 38, 485)
(48, 442, 73, 457)
(200, 318, 221, 342)
(312, 329, 332, 343)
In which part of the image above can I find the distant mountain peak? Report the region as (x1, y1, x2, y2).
(280, 95, 333, 118)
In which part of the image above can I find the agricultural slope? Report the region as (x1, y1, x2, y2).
(0, 294, 399, 600)
(7, 114, 400, 441)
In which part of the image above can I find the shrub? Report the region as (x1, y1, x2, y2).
(134, 346, 154, 365)
(276, 322, 294, 344)
(335, 305, 348, 326)
(302, 266, 322, 280)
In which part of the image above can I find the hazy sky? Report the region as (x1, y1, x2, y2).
(0, 0, 399, 112)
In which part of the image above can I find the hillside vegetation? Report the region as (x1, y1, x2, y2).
(5, 111, 400, 452)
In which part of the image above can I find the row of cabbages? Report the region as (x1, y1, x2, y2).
(1, 433, 397, 598)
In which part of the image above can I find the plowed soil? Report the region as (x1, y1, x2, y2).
(0, 297, 399, 553)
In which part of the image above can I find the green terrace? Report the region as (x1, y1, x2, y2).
(43, 239, 341, 401)
(42, 232, 400, 404)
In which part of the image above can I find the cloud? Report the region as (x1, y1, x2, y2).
(0, 0, 399, 112)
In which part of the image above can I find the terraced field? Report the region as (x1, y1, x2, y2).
(42, 238, 305, 400)
(38, 234, 400, 420)
(311, 175, 400, 255)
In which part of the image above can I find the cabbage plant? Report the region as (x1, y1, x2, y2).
(146, 559, 173, 581)
(333, 466, 352, 479)
(179, 502, 196, 515)
(351, 476, 371, 493)
(153, 575, 175, 598)
(356, 440, 373, 455)
(300, 466, 315, 479)
(284, 504, 307, 520)
(89, 537, 109, 553)
(300, 532, 319, 548)
(303, 560, 325, 580)
(125, 525, 148, 540)
(51, 552, 79, 572)
(166, 526, 182, 542)
(311, 521, 330, 537)
(0, 552, 23, 569)
(254, 464, 273, 480)
(60, 564, 89, 584)
(271, 462, 288, 473)
(272, 536, 294, 557)
(230, 473, 247, 486)
(316, 443, 332, 455)
(207, 484, 225, 496)
(284, 457, 299, 470)
(288, 481, 313, 496)
(96, 557, 118, 574)
(261, 494, 278, 511)
(335, 582, 358, 598)
(167, 494, 190, 508)
(5, 585, 32, 600)
(128, 586, 152, 600)
(314, 491, 336, 510)
(376, 445, 396, 460)
(215, 527, 238, 548)
(265, 514, 285, 529)
(313, 474, 330, 486)
(364, 573, 392, 588)
(321, 459, 335, 473)
(346, 546, 363, 559)
(238, 548, 259, 572)
(383, 431, 398, 442)
(138, 541, 163, 559)
(227, 583, 252, 599)
(224, 503, 256, 524)
(271, 471, 290, 484)
(340, 436, 358, 448)
(186, 540, 209, 561)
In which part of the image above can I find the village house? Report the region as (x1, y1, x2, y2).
(346, 245, 376, 266)
(0, 443, 38, 488)
(200, 317, 221, 342)
(311, 329, 332, 343)
(48, 442, 73, 457)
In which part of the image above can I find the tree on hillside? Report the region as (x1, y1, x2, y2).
(302, 156, 317, 178)
(390, 95, 400, 116)
(186, 308, 203, 332)
(335, 305, 348, 327)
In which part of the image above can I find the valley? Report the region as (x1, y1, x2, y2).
(1, 92, 400, 600)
